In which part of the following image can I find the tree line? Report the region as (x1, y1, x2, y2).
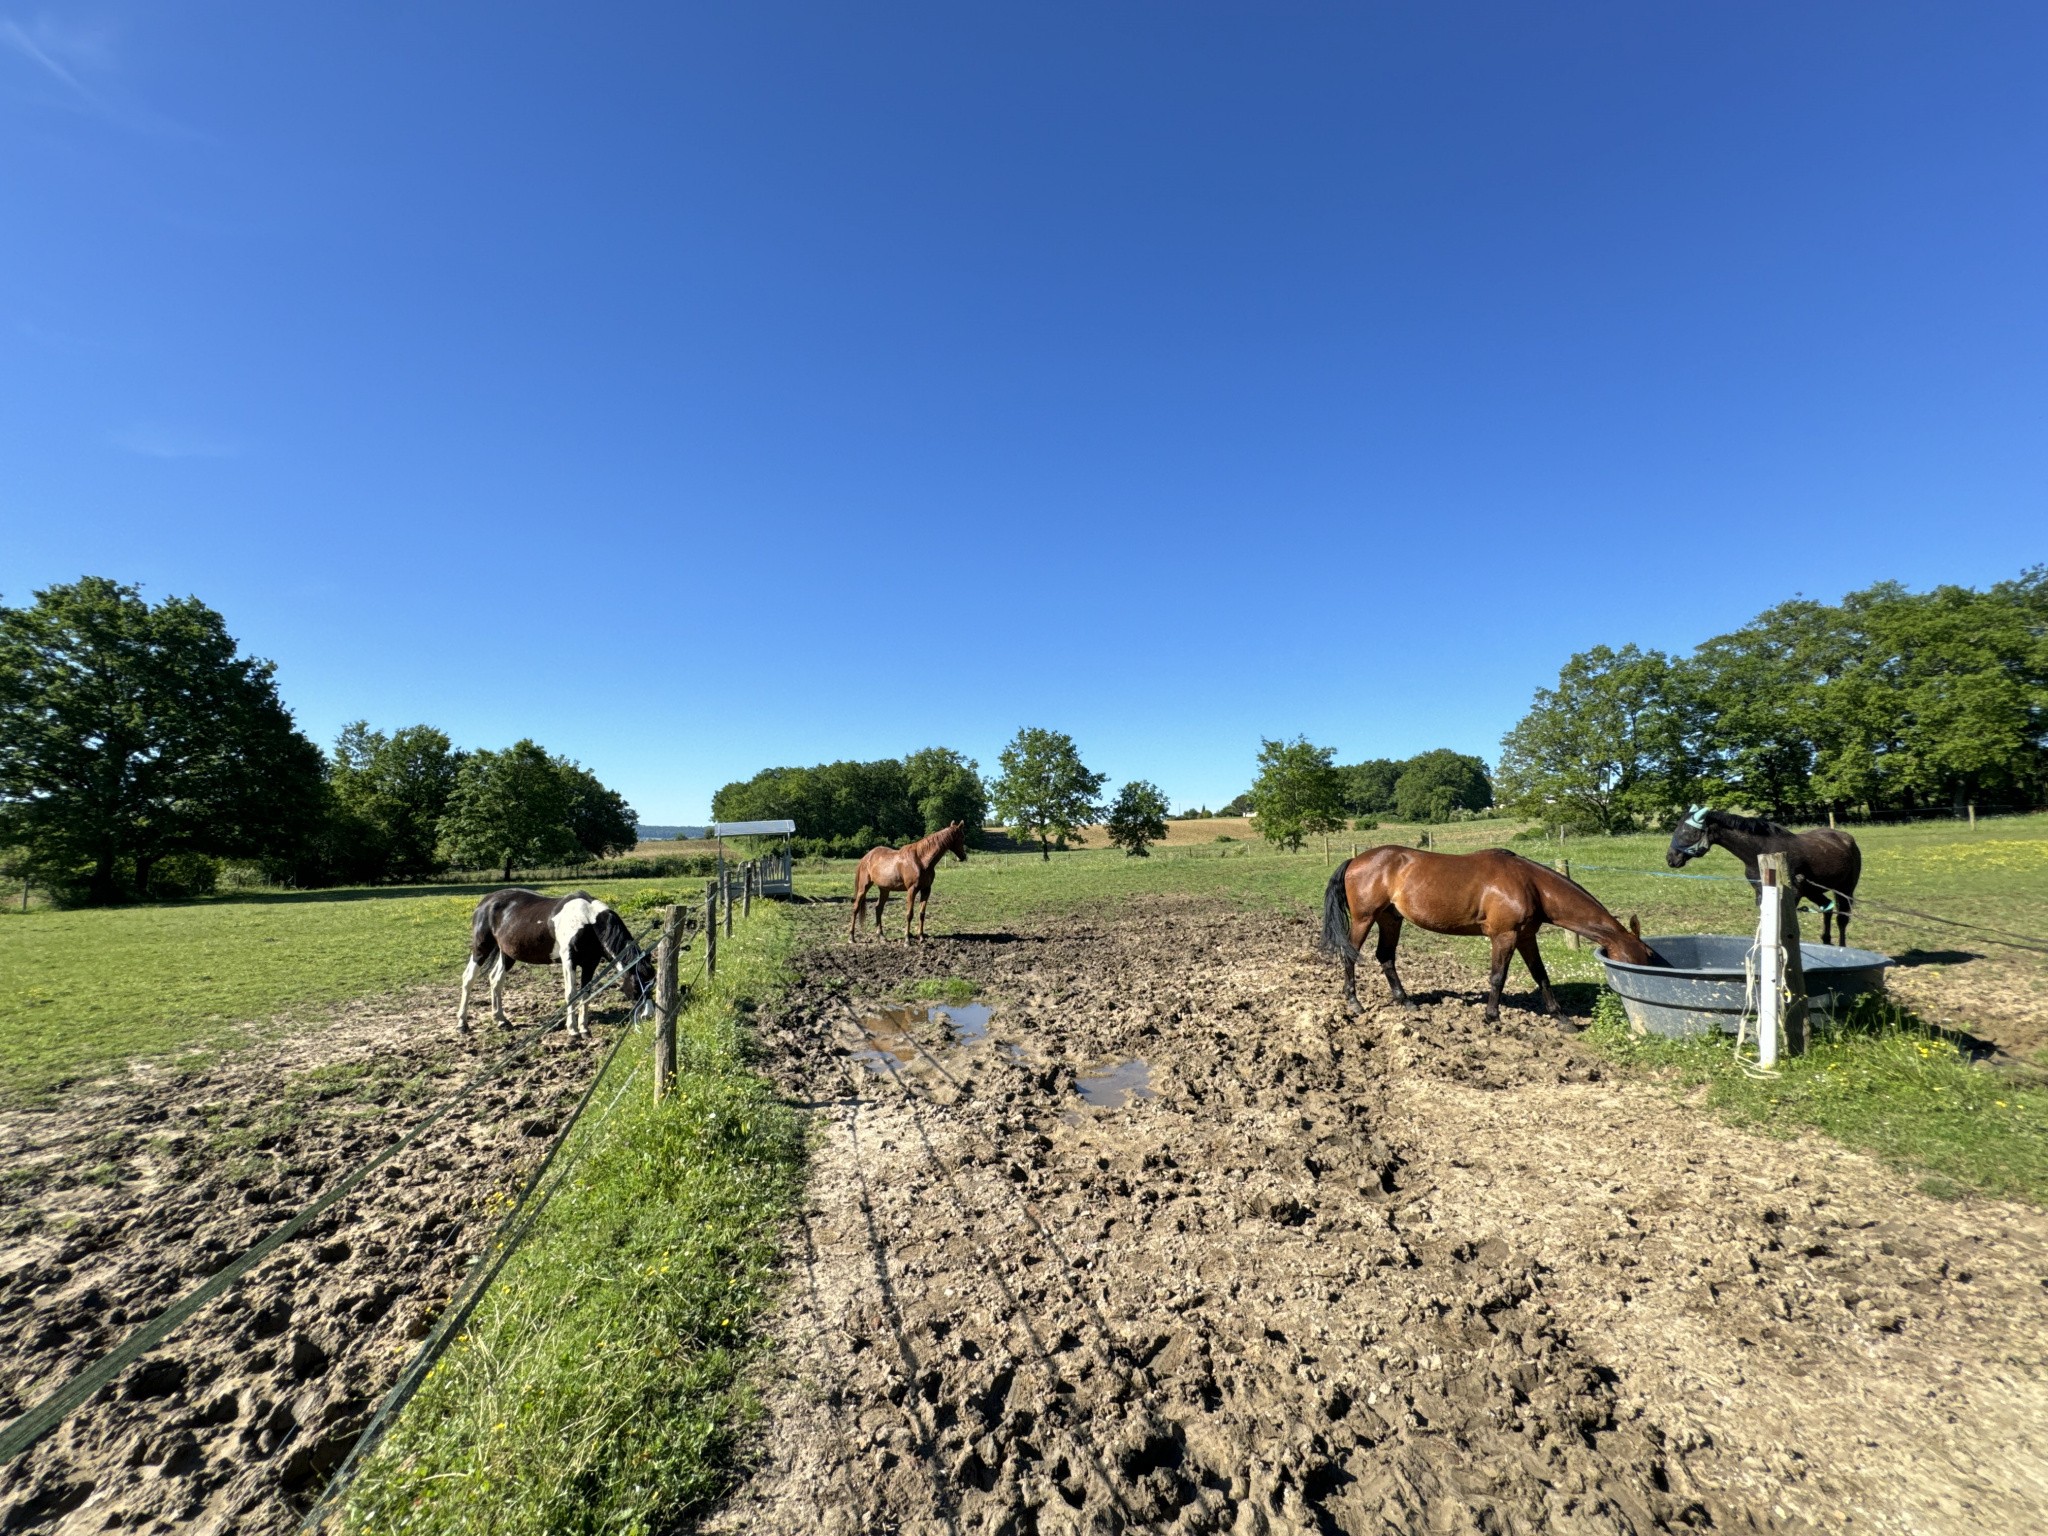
(0, 579, 639, 903)
(712, 728, 1179, 860)
(1498, 568, 2048, 832)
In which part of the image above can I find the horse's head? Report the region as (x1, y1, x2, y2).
(593, 908, 658, 1014)
(627, 951, 657, 1017)
(945, 820, 969, 862)
(1666, 805, 1713, 868)
(1609, 913, 1667, 966)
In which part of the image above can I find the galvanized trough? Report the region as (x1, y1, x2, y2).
(1596, 935, 1893, 1039)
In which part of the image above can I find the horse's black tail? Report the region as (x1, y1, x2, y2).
(1319, 858, 1357, 960)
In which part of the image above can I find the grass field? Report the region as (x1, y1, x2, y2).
(0, 878, 712, 1101)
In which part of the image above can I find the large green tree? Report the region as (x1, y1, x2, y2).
(1496, 644, 1685, 832)
(559, 758, 640, 860)
(1336, 759, 1402, 816)
(1392, 749, 1493, 823)
(329, 721, 464, 881)
(437, 740, 637, 880)
(0, 578, 327, 903)
(904, 747, 989, 841)
(1104, 780, 1170, 857)
(989, 727, 1105, 860)
(1249, 737, 1347, 853)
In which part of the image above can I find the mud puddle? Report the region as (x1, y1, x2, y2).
(724, 898, 2048, 1536)
(1074, 1058, 1157, 1108)
(850, 1002, 996, 1075)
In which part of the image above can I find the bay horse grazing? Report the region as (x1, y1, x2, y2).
(850, 822, 968, 942)
(457, 889, 655, 1037)
(1667, 806, 1862, 945)
(1321, 847, 1663, 1021)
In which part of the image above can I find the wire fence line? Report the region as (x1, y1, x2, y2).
(2, 866, 762, 1513)
(1548, 860, 2048, 958)
(300, 950, 717, 1532)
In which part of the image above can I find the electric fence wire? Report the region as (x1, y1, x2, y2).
(304, 929, 715, 1527)
(0, 912, 669, 1472)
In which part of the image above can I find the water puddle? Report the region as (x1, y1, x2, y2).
(936, 1003, 991, 1045)
(851, 1002, 996, 1074)
(851, 1005, 927, 1074)
(1075, 1059, 1157, 1108)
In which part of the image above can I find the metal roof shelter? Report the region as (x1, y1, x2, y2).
(713, 819, 795, 897)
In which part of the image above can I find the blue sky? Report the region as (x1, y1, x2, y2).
(3, 4, 2042, 822)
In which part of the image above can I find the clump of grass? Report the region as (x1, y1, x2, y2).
(1585, 990, 2048, 1203)
(906, 976, 977, 1005)
(343, 905, 806, 1535)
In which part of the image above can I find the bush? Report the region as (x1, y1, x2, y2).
(150, 853, 221, 899)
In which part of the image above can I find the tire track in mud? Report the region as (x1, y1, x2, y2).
(0, 971, 615, 1535)
(724, 898, 2048, 1536)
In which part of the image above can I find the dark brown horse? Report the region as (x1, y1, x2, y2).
(1666, 806, 1862, 945)
(850, 822, 968, 942)
(1321, 847, 1662, 1021)
(458, 889, 654, 1036)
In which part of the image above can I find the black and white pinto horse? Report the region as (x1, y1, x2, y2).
(457, 889, 654, 1037)
(1666, 807, 1863, 946)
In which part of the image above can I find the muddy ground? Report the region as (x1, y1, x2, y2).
(720, 898, 2048, 1536)
(0, 970, 615, 1535)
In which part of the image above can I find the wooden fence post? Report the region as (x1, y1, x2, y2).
(705, 879, 718, 978)
(1563, 859, 1580, 949)
(653, 904, 680, 1100)
(723, 865, 734, 937)
(743, 860, 753, 919)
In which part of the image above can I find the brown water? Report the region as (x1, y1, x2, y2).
(852, 1002, 996, 1074)
(1074, 1057, 1156, 1107)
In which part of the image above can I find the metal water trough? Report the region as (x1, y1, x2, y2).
(1596, 935, 1893, 1038)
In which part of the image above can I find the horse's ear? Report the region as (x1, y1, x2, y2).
(1630, 914, 1641, 938)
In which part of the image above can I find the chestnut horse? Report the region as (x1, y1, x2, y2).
(850, 821, 968, 942)
(1321, 847, 1662, 1021)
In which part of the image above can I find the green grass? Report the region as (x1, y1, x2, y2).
(903, 976, 979, 1004)
(344, 901, 807, 1536)
(0, 879, 711, 1101)
(1586, 991, 2048, 1203)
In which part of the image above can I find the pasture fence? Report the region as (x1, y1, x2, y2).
(0, 863, 777, 1530)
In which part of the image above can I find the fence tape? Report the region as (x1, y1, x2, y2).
(0, 914, 666, 1470)
(299, 1000, 649, 1530)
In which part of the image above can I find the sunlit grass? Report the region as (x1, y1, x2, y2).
(0, 878, 714, 1100)
(343, 904, 805, 1536)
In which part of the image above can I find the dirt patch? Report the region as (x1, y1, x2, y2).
(720, 898, 2048, 1535)
(0, 969, 619, 1535)
(1883, 950, 2048, 1063)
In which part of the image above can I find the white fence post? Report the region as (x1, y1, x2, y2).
(1757, 866, 1782, 1069)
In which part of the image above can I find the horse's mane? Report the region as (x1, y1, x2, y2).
(1705, 809, 1793, 838)
(590, 906, 641, 961)
(1511, 849, 1606, 907)
(908, 823, 960, 855)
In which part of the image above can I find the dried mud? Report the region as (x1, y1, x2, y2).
(722, 898, 2048, 1536)
(0, 970, 614, 1535)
